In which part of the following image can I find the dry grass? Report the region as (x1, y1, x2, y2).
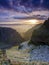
(11, 61, 49, 65)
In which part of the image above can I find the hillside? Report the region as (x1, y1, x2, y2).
(24, 24, 42, 41)
(29, 18, 49, 46)
(0, 27, 24, 49)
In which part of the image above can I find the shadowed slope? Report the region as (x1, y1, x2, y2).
(0, 27, 24, 49)
(24, 24, 42, 41)
(29, 18, 49, 46)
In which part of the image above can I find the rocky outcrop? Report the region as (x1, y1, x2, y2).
(0, 27, 24, 46)
(29, 18, 49, 46)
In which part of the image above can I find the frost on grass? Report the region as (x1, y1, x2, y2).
(7, 41, 49, 63)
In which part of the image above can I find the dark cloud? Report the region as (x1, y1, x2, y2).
(0, 0, 49, 21)
(12, 15, 48, 20)
(0, 0, 11, 8)
(0, 0, 49, 12)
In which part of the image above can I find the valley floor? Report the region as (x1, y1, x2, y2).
(6, 41, 49, 62)
(0, 41, 49, 65)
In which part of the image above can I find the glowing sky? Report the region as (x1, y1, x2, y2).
(0, 0, 49, 23)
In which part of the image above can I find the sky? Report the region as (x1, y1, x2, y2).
(0, 0, 49, 22)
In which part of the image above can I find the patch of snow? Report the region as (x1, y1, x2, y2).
(19, 41, 49, 62)
(19, 41, 36, 52)
(7, 41, 49, 62)
(30, 45, 49, 62)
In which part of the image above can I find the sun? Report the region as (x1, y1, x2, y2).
(28, 19, 38, 24)
(23, 19, 40, 24)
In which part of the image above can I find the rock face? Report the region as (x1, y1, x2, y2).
(0, 27, 24, 46)
(29, 18, 49, 46)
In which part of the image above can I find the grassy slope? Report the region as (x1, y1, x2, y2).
(24, 24, 42, 41)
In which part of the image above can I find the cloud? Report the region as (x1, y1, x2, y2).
(10, 10, 49, 20)
(0, 10, 49, 22)
(0, 0, 49, 13)
(0, 0, 49, 22)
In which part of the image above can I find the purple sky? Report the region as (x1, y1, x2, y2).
(0, 0, 49, 22)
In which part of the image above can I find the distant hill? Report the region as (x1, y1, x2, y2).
(29, 18, 49, 46)
(24, 24, 42, 41)
(0, 27, 24, 48)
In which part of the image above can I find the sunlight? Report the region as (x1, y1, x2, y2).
(28, 19, 38, 24)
